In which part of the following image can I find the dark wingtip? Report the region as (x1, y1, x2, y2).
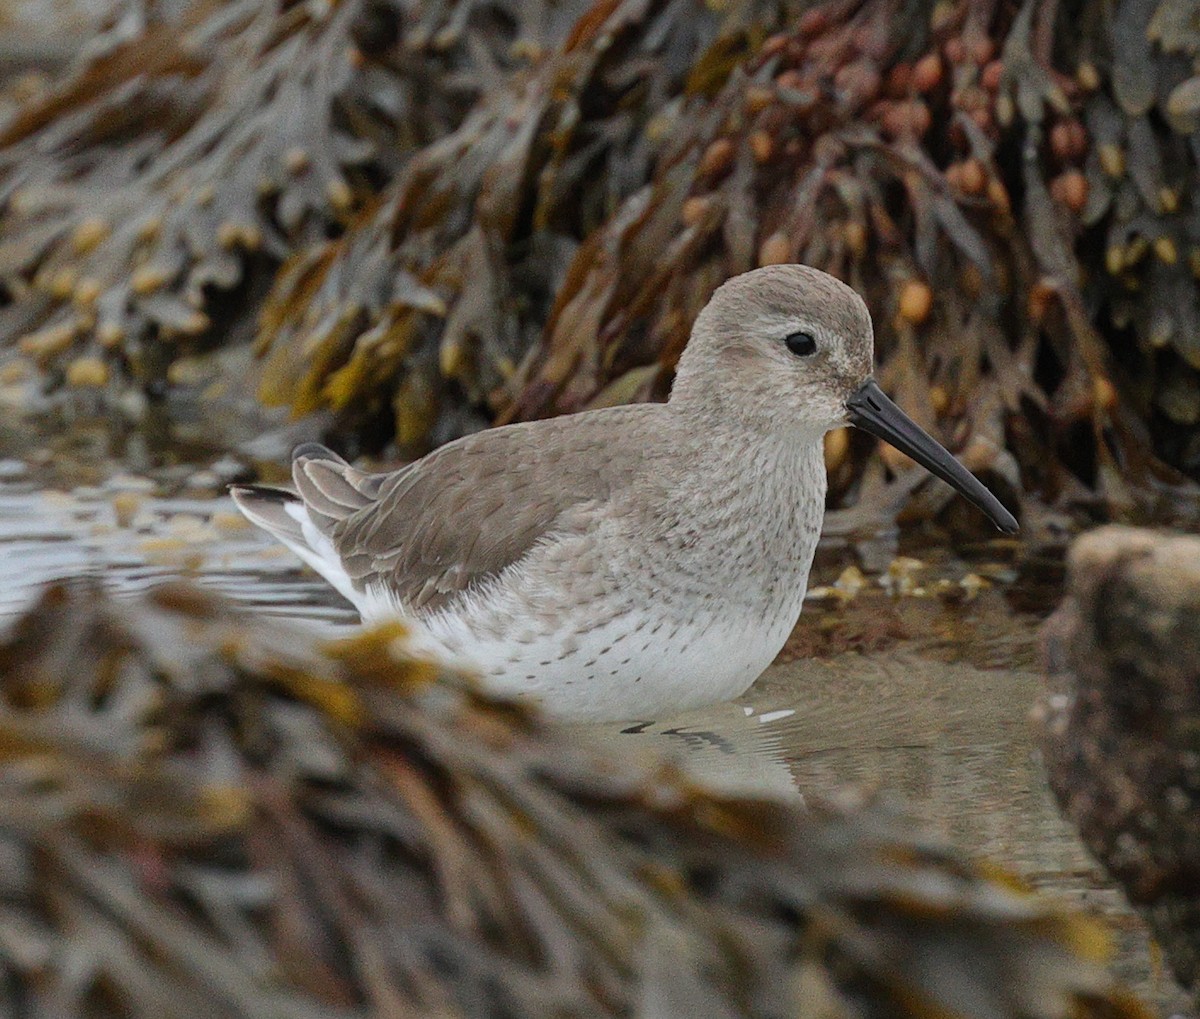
(228, 483, 295, 505)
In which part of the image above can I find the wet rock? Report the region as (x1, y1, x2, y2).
(1041, 526, 1200, 1004)
(0, 578, 1148, 1019)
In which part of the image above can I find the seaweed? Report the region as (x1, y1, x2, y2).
(0, 578, 1152, 1017)
(0, 0, 576, 395)
(4, 0, 1200, 523)
(255, 0, 1200, 517)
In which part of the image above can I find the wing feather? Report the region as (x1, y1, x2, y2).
(292, 407, 657, 614)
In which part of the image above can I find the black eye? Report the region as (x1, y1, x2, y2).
(784, 331, 817, 357)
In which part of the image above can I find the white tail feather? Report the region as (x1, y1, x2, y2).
(231, 486, 364, 612)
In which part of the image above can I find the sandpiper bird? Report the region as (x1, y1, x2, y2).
(232, 265, 1016, 721)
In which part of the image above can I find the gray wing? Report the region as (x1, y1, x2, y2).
(292, 410, 653, 614)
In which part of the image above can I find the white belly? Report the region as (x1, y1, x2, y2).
(361, 580, 807, 722)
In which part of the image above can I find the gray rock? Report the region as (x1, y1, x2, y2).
(1041, 526, 1200, 1003)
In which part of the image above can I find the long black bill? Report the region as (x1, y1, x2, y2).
(846, 379, 1019, 534)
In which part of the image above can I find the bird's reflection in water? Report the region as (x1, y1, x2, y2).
(566, 704, 802, 801)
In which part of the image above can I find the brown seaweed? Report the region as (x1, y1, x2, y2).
(3, 0, 1200, 524)
(0, 0, 582, 394)
(254, 0, 1200, 517)
(0, 577, 1153, 1017)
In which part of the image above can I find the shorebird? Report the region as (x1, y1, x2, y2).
(232, 265, 1016, 721)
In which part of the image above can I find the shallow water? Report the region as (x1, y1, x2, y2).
(0, 452, 1193, 1015)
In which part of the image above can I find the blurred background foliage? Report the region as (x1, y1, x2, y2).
(2, 0, 1200, 525)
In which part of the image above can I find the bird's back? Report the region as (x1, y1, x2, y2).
(233, 403, 673, 619)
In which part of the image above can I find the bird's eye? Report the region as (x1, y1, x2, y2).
(783, 331, 817, 357)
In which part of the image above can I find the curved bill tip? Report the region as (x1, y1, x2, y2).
(846, 379, 1019, 534)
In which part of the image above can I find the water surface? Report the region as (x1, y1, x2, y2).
(0, 451, 1192, 1016)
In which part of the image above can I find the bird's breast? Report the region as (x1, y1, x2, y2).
(640, 438, 827, 610)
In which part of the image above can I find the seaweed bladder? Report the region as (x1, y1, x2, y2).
(4, 0, 1200, 524)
